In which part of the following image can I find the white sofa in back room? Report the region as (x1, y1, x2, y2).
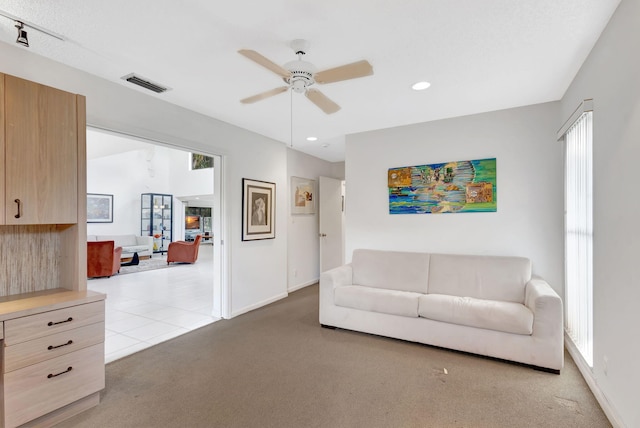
(87, 234, 154, 259)
(319, 249, 564, 373)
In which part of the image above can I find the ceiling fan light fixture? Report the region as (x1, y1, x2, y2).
(412, 81, 431, 91)
(291, 79, 307, 93)
(15, 21, 28, 47)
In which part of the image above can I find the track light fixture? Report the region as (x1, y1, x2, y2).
(0, 9, 66, 46)
(15, 21, 28, 47)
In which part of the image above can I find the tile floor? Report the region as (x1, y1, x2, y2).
(87, 244, 219, 363)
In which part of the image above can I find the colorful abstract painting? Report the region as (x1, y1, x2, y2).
(388, 158, 497, 214)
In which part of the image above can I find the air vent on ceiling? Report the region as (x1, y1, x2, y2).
(121, 73, 171, 93)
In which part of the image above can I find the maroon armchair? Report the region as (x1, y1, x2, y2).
(87, 241, 122, 278)
(167, 234, 202, 264)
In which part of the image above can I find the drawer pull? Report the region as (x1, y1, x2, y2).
(48, 340, 74, 350)
(48, 317, 73, 326)
(14, 199, 22, 219)
(47, 367, 73, 379)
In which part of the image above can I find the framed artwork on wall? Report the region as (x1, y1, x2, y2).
(388, 157, 497, 214)
(87, 193, 113, 223)
(291, 176, 316, 215)
(242, 178, 275, 241)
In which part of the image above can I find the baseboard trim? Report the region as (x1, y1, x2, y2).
(231, 292, 288, 318)
(288, 279, 318, 293)
(564, 332, 625, 428)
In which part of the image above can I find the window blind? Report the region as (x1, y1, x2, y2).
(564, 110, 593, 366)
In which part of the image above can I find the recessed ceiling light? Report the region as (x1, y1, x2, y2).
(306, 136, 318, 141)
(412, 81, 431, 91)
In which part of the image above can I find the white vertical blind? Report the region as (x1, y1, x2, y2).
(564, 110, 593, 366)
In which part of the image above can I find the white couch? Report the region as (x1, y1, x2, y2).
(320, 249, 564, 372)
(87, 234, 154, 258)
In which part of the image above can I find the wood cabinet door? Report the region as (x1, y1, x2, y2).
(0, 74, 5, 224)
(4, 75, 78, 224)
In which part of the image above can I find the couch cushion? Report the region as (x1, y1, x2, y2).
(428, 254, 531, 303)
(334, 285, 421, 318)
(352, 249, 430, 294)
(418, 294, 533, 335)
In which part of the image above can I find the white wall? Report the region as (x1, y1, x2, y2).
(0, 41, 287, 317)
(87, 148, 157, 237)
(286, 148, 344, 291)
(560, 0, 639, 426)
(345, 102, 564, 291)
(167, 150, 215, 198)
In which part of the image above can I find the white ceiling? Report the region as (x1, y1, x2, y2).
(86, 128, 153, 160)
(0, 1, 620, 162)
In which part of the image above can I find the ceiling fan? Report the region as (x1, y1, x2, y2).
(238, 39, 373, 114)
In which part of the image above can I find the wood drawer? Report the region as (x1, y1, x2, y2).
(3, 322, 105, 373)
(3, 301, 104, 345)
(3, 343, 105, 428)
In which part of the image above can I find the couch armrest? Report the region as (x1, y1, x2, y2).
(319, 264, 352, 326)
(136, 235, 154, 251)
(320, 264, 353, 289)
(525, 276, 563, 338)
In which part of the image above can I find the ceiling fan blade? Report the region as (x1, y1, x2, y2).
(238, 49, 291, 79)
(240, 86, 289, 104)
(305, 89, 341, 114)
(315, 60, 373, 84)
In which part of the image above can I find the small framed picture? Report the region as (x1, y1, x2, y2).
(242, 178, 275, 241)
(291, 176, 316, 215)
(87, 193, 113, 223)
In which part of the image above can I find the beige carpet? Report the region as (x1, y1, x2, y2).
(58, 284, 610, 428)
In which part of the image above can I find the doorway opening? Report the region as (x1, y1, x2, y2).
(86, 126, 227, 362)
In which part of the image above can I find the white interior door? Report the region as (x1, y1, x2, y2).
(319, 176, 344, 272)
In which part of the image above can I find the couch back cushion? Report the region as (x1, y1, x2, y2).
(96, 234, 137, 247)
(352, 249, 430, 294)
(428, 254, 531, 303)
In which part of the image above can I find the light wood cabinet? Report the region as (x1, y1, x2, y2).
(0, 76, 5, 225)
(0, 72, 98, 426)
(2, 74, 79, 225)
(0, 290, 105, 428)
(0, 72, 87, 297)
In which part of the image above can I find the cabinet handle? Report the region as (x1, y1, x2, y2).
(48, 317, 73, 326)
(48, 340, 73, 350)
(14, 199, 21, 219)
(47, 367, 73, 379)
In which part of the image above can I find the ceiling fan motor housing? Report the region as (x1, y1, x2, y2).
(283, 59, 316, 92)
